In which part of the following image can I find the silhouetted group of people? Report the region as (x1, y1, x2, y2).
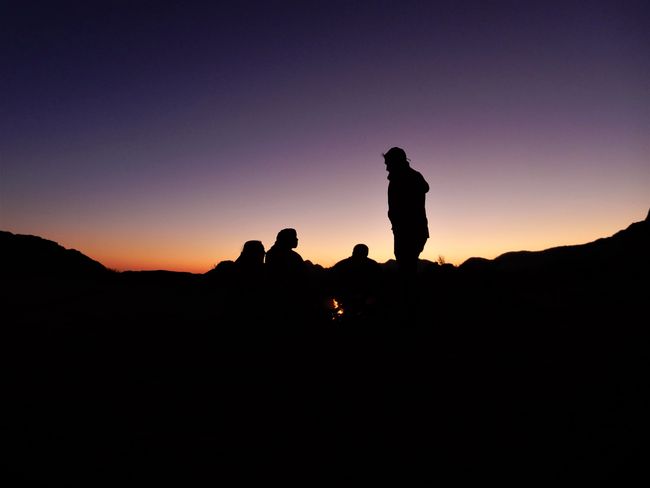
(232, 228, 306, 286)
(214, 147, 429, 321)
(226, 231, 383, 321)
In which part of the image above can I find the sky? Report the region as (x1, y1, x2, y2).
(1, 0, 648, 272)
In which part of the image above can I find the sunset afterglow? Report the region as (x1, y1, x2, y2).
(2, 2, 648, 272)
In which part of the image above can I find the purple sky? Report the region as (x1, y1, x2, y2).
(1, 0, 648, 272)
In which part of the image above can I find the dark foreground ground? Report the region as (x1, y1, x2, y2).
(4, 263, 648, 486)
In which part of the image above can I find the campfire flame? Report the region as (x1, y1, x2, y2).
(328, 298, 345, 321)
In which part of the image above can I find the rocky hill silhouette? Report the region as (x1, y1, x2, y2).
(460, 212, 649, 274)
(0, 230, 108, 277)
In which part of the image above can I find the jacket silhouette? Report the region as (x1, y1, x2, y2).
(265, 228, 305, 279)
(264, 228, 315, 323)
(384, 147, 429, 276)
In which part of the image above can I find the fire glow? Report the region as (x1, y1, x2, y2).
(328, 298, 345, 321)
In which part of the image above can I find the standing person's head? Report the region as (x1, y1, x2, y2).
(276, 228, 298, 249)
(383, 146, 409, 173)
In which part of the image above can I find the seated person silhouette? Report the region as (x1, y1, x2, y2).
(265, 228, 305, 275)
(220, 240, 267, 320)
(264, 228, 310, 320)
(331, 244, 382, 318)
(235, 240, 266, 274)
(233, 240, 266, 288)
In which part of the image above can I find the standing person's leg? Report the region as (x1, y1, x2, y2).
(394, 235, 420, 278)
(394, 235, 420, 323)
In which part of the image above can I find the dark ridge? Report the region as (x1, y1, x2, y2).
(458, 256, 491, 271)
(459, 211, 650, 273)
(0, 230, 108, 277)
(119, 269, 204, 286)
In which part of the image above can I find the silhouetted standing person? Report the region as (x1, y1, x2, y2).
(384, 146, 429, 280)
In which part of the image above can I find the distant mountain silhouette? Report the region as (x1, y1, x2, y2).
(0, 230, 108, 277)
(378, 258, 451, 274)
(460, 212, 649, 274)
(2, 208, 648, 278)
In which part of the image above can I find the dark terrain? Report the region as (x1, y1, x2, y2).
(3, 212, 649, 485)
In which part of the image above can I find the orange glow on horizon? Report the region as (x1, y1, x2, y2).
(1, 217, 643, 274)
(4, 176, 646, 274)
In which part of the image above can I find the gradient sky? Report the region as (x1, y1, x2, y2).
(2, 0, 648, 272)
